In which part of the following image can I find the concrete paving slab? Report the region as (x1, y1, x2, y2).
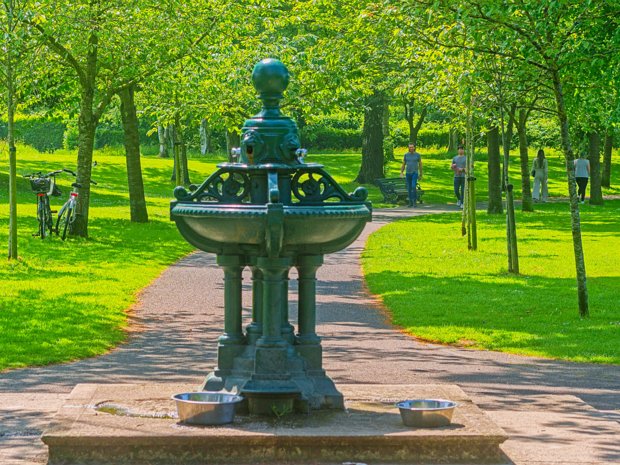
(42, 383, 508, 465)
(484, 395, 620, 465)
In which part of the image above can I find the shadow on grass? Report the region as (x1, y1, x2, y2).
(364, 270, 620, 364)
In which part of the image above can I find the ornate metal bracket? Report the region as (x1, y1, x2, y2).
(174, 168, 251, 204)
(291, 167, 368, 204)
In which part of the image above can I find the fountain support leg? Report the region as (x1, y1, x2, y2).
(296, 255, 323, 369)
(281, 269, 296, 345)
(206, 255, 246, 389)
(245, 265, 263, 345)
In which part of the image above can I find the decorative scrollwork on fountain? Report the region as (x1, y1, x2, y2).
(173, 169, 251, 203)
(291, 168, 368, 204)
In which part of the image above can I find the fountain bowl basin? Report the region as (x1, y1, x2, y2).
(171, 203, 371, 256)
(396, 399, 458, 428)
(172, 392, 244, 425)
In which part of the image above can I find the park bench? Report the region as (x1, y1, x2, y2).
(375, 177, 424, 204)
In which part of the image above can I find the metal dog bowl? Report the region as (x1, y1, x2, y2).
(172, 392, 244, 425)
(396, 399, 457, 428)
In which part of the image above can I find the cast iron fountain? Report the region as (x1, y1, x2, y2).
(170, 58, 372, 414)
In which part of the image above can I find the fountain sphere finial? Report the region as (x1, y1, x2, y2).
(252, 58, 289, 96)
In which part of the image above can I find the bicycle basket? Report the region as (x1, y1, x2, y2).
(30, 177, 50, 193)
(52, 184, 62, 197)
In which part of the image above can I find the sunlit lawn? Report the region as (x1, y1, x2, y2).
(0, 146, 215, 370)
(362, 200, 620, 364)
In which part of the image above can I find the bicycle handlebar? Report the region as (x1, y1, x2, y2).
(23, 168, 97, 185)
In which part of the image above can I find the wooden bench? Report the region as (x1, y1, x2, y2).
(375, 177, 424, 204)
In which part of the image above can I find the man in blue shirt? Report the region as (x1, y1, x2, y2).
(400, 143, 423, 207)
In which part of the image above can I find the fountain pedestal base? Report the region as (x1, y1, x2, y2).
(43, 383, 508, 465)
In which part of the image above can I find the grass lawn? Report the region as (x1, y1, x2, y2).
(0, 146, 218, 370)
(1, 144, 618, 369)
(362, 200, 620, 364)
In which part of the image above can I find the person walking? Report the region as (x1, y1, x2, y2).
(532, 149, 549, 202)
(400, 143, 423, 207)
(451, 145, 466, 208)
(574, 152, 590, 204)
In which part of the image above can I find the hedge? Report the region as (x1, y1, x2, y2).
(0, 116, 65, 153)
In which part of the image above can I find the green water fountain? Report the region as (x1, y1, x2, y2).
(170, 58, 372, 414)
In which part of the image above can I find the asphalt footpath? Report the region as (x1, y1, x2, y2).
(1, 203, 619, 465)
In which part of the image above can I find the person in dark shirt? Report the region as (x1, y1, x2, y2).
(451, 145, 466, 208)
(400, 143, 423, 207)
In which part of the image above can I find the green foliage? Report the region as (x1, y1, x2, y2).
(362, 201, 620, 364)
(392, 121, 450, 148)
(301, 125, 361, 149)
(63, 119, 159, 150)
(0, 114, 65, 152)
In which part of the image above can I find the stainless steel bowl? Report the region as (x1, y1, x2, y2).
(396, 399, 457, 428)
(172, 392, 243, 425)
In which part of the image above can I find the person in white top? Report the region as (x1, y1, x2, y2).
(532, 149, 548, 202)
(574, 153, 590, 204)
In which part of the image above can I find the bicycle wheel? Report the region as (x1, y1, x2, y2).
(44, 197, 54, 238)
(55, 201, 68, 236)
(60, 206, 74, 240)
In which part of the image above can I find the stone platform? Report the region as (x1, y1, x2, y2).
(42, 383, 508, 465)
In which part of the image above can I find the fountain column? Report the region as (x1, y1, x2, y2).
(295, 255, 323, 371)
(216, 254, 246, 373)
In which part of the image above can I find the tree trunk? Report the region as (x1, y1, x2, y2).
(157, 124, 169, 158)
(355, 90, 384, 184)
(169, 117, 190, 185)
(404, 99, 414, 144)
(411, 106, 428, 146)
(70, 29, 102, 238)
(506, 184, 519, 273)
(171, 124, 181, 185)
(588, 131, 603, 205)
(6, 14, 18, 259)
(502, 104, 517, 271)
(465, 108, 477, 250)
(383, 100, 394, 161)
(517, 109, 533, 212)
(602, 131, 612, 188)
(502, 104, 516, 191)
(487, 126, 503, 214)
(71, 95, 97, 238)
(448, 127, 458, 154)
(226, 130, 240, 162)
(199, 118, 210, 155)
(120, 85, 149, 223)
(180, 131, 190, 185)
(551, 68, 588, 318)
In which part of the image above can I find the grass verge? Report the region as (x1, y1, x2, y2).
(362, 201, 620, 364)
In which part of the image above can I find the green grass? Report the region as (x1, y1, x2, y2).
(362, 201, 620, 364)
(0, 146, 221, 370)
(1, 144, 618, 370)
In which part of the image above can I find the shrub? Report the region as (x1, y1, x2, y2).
(0, 115, 65, 153)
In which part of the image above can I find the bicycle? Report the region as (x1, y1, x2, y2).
(23, 170, 64, 239)
(55, 170, 97, 240)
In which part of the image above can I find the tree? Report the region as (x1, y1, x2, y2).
(119, 85, 148, 223)
(486, 125, 502, 214)
(601, 131, 613, 188)
(26, 0, 225, 236)
(422, 0, 620, 316)
(1, 0, 32, 259)
(356, 90, 385, 183)
(403, 100, 428, 145)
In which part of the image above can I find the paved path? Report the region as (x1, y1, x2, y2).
(1, 203, 619, 464)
